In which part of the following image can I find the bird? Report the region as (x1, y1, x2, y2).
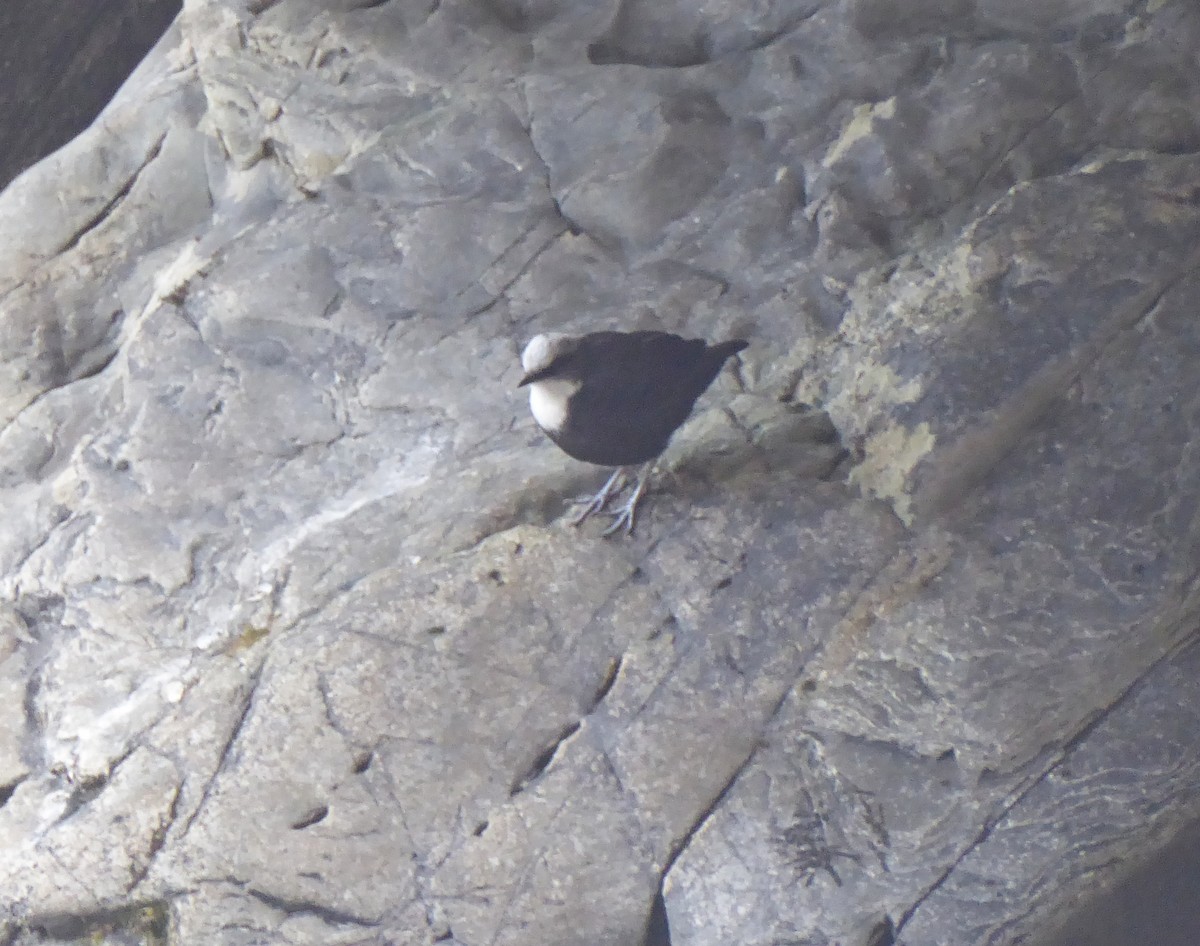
(518, 329, 749, 535)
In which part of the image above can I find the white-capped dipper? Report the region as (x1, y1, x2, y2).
(518, 330, 749, 535)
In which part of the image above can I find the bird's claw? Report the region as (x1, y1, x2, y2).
(569, 468, 628, 526)
(600, 467, 650, 537)
(600, 496, 640, 536)
(568, 464, 652, 536)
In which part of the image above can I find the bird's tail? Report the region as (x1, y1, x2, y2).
(710, 339, 749, 361)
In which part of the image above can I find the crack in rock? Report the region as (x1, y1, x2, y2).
(246, 886, 380, 928)
(176, 661, 267, 843)
(895, 615, 1200, 934)
(54, 133, 168, 256)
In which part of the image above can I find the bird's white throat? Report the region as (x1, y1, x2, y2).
(527, 378, 577, 434)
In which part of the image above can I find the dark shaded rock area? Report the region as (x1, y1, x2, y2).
(1033, 809, 1200, 946)
(1, 0, 1199, 944)
(0, 0, 182, 191)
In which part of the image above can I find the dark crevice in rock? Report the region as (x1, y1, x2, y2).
(968, 89, 1083, 198)
(514, 83, 580, 235)
(660, 681, 795, 876)
(55, 742, 137, 824)
(640, 888, 671, 946)
(8, 515, 92, 584)
(509, 720, 581, 796)
(0, 776, 25, 809)
(586, 655, 622, 712)
(317, 671, 357, 745)
(54, 132, 168, 256)
(457, 220, 567, 323)
(290, 804, 330, 830)
(893, 788, 1010, 933)
(129, 777, 181, 890)
(246, 887, 379, 928)
(73, 334, 124, 387)
(55, 773, 110, 823)
(586, 34, 705, 69)
(177, 661, 267, 841)
(662, 745, 755, 876)
(20, 660, 47, 771)
(866, 915, 896, 946)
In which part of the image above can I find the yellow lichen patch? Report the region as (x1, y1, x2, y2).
(849, 420, 936, 525)
(846, 358, 924, 409)
(226, 623, 271, 654)
(823, 97, 897, 167)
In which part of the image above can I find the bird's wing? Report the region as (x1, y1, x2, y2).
(570, 332, 713, 431)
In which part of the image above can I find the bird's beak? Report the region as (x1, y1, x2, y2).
(517, 367, 551, 388)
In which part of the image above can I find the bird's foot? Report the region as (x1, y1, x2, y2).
(600, 466, 651, 537)
(570, 467, 628, 526)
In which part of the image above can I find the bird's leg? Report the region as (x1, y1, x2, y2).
(601, 462, 654, 537)
(570, 467, 628, 526)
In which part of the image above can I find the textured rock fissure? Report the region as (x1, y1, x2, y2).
(640, 889, 671, 946)
(721, 406, 758, 452)
(895, 618, 1200, 935)
(639, 680, 799, 941)
(53, 132, 168, 256)
(663, 735, 762, 876)
(967, 91, 1080, 199)
(509, 720, 581, 797)
(587, 655, 623, 712)
(4, 512, 74, 580)
(0, 334, 125, 445)
(20, 653, 51, 770)
(515, 83, 579, 234)
(316, 671, 361, 747)
(129, 776, 181, 890)
(893, 783, 1030, 935)
(866, 915, 896, 946)
(54, 742, 135, 824)
(176, 661, 266, 842)
(641, 742, 768, 946)
(245, 887, 380, 928)
(374, 766, 441, 940)
(0, 776, 26, 808)
(268, 566, 375, 640)
(459, 221, 568, 322)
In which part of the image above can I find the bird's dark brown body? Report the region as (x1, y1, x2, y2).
(518, 329, 747, 534)
(519, 330, 748, 466)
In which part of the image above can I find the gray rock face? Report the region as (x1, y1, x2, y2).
(1, 0, 1199, 944)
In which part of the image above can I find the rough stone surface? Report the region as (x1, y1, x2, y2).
(1, 1, 1199, 945)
